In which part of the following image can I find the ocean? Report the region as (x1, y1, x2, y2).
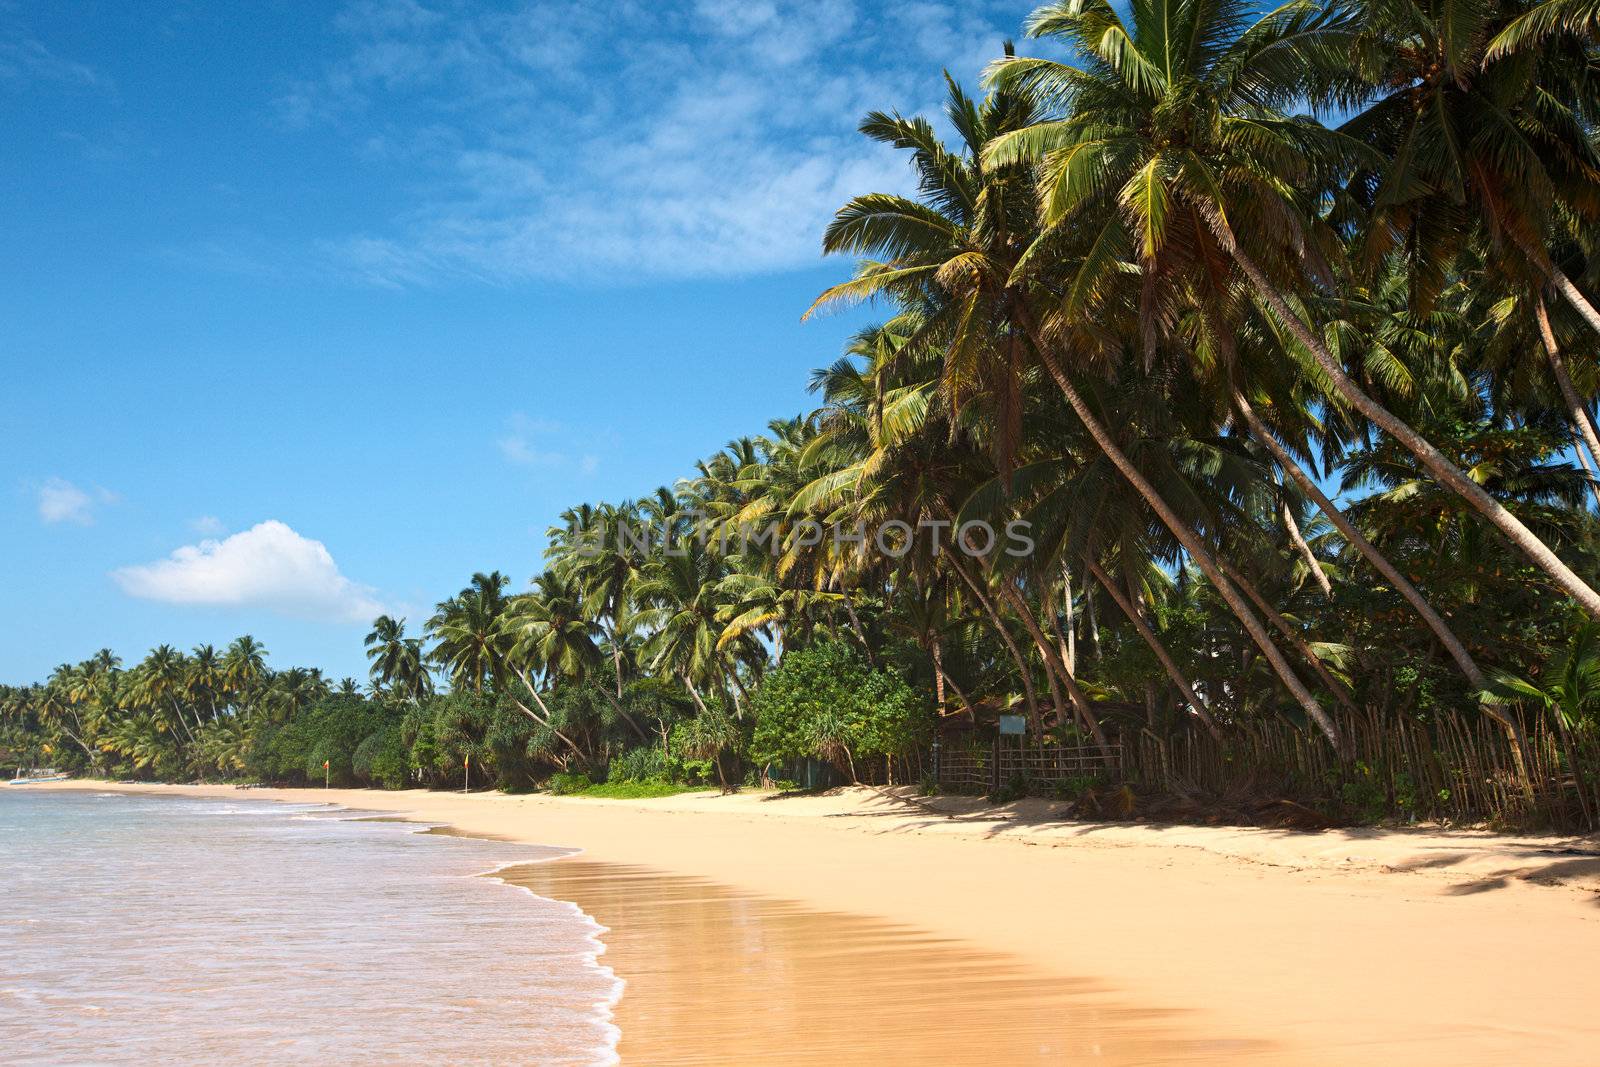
(0, 790, 619, 1065)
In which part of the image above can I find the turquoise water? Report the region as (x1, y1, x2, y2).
(0, 790, 618, 1065)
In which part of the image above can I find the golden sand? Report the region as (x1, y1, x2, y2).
(34, 781, 1600, 1064)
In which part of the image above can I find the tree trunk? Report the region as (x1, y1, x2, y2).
(1232, 390, 1538, 782)
(681, 673, 712, 717)
(999, 582, 1110, 751)
(1216, 557, 1361, 718)
(1085, 582, 1102, 662)
(1232, 245, 1600, 618)
(1571, 428, 1600, 512)
(1026, 325, 1345, 752)
(946, 554, 1041, 727)
(608, 620, 626, 699)
(1536, 296, 1600, 512)
(511, 667, 587, 759)
(1520, 231, 1600, 338)
(842, 597, 877, 665)
(598, 688, 651, 743)
(1280, 488, 1332, 597)
(1085, 557, 1222, 738)
(930, 635, 947, 709)
(1060, 562, 1077, 674)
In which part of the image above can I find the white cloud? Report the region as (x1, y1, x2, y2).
(191, 515, 226, 535)
(261, 0, 1030, 284)
(38, 478, 117, 525)
(112, 520, 386, 624)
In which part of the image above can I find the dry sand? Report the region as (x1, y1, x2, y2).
(31, 780, 1600, 1064)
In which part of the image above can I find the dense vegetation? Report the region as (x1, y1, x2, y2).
(8, 0, 1600, 826)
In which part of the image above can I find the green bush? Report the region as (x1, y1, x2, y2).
(352, 726, 410, 789)
(749, 641, 931, 776)
(608, 745, 670, 783)
(576, 780, 706, 799)
(547, 771, 592, 795)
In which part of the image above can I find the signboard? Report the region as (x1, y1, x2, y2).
(998, 714, 1027, 735)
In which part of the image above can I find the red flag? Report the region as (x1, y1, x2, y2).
(323, 760, 329, 769)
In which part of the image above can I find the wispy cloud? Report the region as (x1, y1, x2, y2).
(0, 33, 105, 89)
(37, 478, 118, 525)
(496, 413, 598, 473)
(270, 0, 1028, 284)
(190, 515, 226, 536)
(112, 520, 386, 624)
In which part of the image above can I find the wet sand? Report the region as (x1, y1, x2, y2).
(500, 858, 1267, 1065)
(32, 781, 1600, 1064)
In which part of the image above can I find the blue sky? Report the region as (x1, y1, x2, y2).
(1, 0, 1039, 684)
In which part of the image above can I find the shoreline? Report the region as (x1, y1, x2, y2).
(27, 779, 1600, 1064)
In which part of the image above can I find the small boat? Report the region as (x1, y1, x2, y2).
(7, 768, 69, 784)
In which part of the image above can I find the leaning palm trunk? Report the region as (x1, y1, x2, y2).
(1060, 562, 1077, 673)
(945, 554, 1042, 726)
(1571, 430, 1600, 512)
(1280, 486, 1332, 597)
(1535, 297, 1600, 513)
(841, 596, 877, 665)
(1230, 245, 1600, 618)
(1233, 389, 1539, 785)
(1024, 321, 1345, 752)
(1216, 558, 1361, 717)
(1515, 231, 1600, 339)
(1085, 558, 1221, 739)
(509, 667, 587, 760)
(598, 688, 651, 744)
(998, 582, 1111, 752)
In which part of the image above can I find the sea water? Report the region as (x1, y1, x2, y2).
(0, 790, 619, 1065)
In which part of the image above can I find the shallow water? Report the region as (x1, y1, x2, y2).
(0, 791, 617, 1065)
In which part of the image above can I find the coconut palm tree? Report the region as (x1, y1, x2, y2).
(810, 72, 1347, 747)
(984, 0, 1600, 620)
(426, 573, 512, 694)
(365, 615, 432, 701)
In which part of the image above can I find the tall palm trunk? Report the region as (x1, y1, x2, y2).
(946, 554, 1042, 726)
(1515, 230, 1600, 339)
(842, 596, 877, 665)
(1234, 391, 1489, 688)
(1231, 246, 1600, 618)
(999, 582, 1111, 751)
(1280, 484, 1332, 597)
(1060, 562, 1077, 673)
(1232, 390, 1538, 781)
(1535, 297, 1600, 512)
(510, 667, 586, 760)
(1216, 558, 1360, 717)
(1085, 558, 1221, 738)
(1572, 430, 1600, 512)
(1085, 581, 1102, 661)
(1024, 321, 1345, 751)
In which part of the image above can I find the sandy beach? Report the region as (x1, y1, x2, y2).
(32, 780, 1600, 1064)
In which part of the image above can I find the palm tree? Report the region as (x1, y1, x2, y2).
(1347, 0, 1600, 332)
(810, 72, 1347, 747)
(365, 615, 432, 701)
(426, 573, 511, 694)
(984, 0, 1600, 619)
(223, 636, 268, 709)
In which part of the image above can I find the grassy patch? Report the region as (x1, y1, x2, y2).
(575, 780, 711, 799)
